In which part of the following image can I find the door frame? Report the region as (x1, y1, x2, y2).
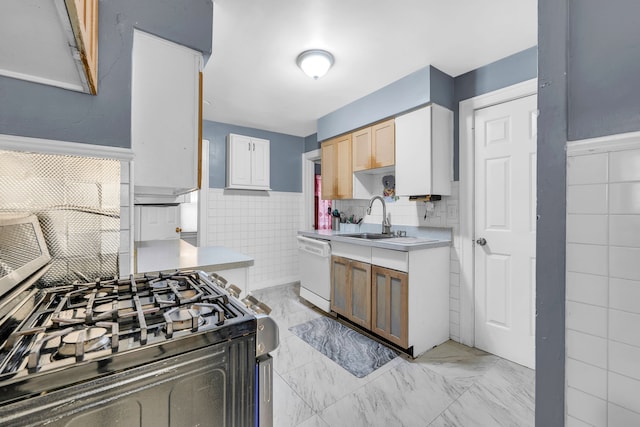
(458, 78, 538, 346)
(302, 149, 321, 230)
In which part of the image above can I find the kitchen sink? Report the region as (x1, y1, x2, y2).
(341, 233, 396, 240)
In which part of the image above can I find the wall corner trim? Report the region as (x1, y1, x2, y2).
(0, 133, 134, 160)
(566, 130, 640, 156)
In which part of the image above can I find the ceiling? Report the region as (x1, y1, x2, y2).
(203, 0, 537, 138)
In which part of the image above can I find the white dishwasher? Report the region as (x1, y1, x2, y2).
(297, 235, 331, 313)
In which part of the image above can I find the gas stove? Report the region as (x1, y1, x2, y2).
(0, 215, 278, 426)
(0, 269, 264, 403)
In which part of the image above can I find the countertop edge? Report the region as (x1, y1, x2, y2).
(297, 230, 451, 251)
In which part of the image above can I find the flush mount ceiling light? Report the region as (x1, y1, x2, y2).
(296, 49, 334, 80)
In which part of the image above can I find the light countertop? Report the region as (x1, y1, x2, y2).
(298, 226, 451, 251)
(135, 239, 254, 274)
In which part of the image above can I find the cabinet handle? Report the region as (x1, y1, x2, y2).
(253, 142, 255, 151)
(248, 142, 251, 151)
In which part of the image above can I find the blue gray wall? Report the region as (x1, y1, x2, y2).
(204, 121, 305, 192)
(317, 66, 455, 142)
(452, 46, 538, 179)
(304, 133, 319, 153)
(0, 0, 213, 148)
(536, 1, 640, 425)
(536, 2, 567, 425)
(567, 0, 640, 140)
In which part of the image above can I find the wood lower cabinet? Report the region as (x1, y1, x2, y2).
(371, 265, 408, 348)
(330, 256, 371, 329)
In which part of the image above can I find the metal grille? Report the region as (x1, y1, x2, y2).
(0, 150, 120, 285)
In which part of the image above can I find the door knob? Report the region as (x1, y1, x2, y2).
(476, 237, 487, 246)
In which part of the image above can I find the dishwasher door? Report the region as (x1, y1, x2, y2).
(296, 235, 331, 313)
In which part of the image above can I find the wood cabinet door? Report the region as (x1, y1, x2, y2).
(371, 119, 395, 168)
(335, 135, 353, 199)
(352, 127, 372, 171)
(372, 265, 408, 348)
(349, 260, 371, 329)
(321, 141, 336, 200)
(330, 256, 350, 317)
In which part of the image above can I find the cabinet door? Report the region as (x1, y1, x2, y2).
(132, 30, 201, 196)
(321, 141, 337, 200)
(372, 266, 408, 348)
(65, 0, 99, 94)
(371, 119, 395, 168)
(335, 135, 353, 199)
(352, 127, 372, 171)
(349, 260, 371, 329)
(251, 137, 270, 188)
(330, 256, 350, 317)
(228, 134, 253, 187)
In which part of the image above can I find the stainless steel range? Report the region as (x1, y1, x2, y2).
(0, 214, 278, 426)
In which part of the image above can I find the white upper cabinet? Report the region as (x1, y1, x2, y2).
(395, 104, 453, 196)
(226, 134, 271, 190)
(131, 30, 202, 200)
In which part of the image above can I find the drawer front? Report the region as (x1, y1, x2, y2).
(372, 247, 408, 272)
(331, 242, 372, 264)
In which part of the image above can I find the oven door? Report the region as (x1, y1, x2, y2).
(0, 336, 256, 426)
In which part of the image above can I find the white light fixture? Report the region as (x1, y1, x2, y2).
(296, 49, 334, 80)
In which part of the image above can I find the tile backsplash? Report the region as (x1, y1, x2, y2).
(565, 135, 640, 426)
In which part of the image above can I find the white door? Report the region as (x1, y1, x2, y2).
(135, 205, 181, 241)
(474, 94, 537, 368)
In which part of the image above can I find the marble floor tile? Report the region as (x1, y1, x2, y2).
(272, 334, 321, 376)
(318, 362, 466, 427)
(253, 282, 315, 319)
(296, 415, 331, 427)
(411, 340, 500, 387)
(281, 354, 369, 412)
(273, 370, 315, 427)
(263, 283, 536, 427)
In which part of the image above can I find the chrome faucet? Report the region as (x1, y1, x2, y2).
(367, 196, 392, 235)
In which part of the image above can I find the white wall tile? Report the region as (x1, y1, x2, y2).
(566, 301, 608, 338)
(566, 329, 608, 368)
(566, 243, 608, 276)
(609, 309, 640, 347)
(566, 272, 608, 307)
(609, 403, 640, 427)
(566, 387, 607, 427)
(609, 372, 640, 414)
(610, 278, 640, 314)
(567, 214, 608, 245)
(610, 183, 640, 214)
(566, 358, 608, 399)
(567, 141, 640, 425)
(609, 340, 640, 381)
(568, 153, 608, 185)
(567, 184, 608, 214)
(610, 246, 640, 281)
(609, 148, 640, 183)
(610, 215, 640, 247)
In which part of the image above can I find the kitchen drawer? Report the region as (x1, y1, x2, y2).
(331, 242, 371, 264)
(372, 247, 408, 272)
